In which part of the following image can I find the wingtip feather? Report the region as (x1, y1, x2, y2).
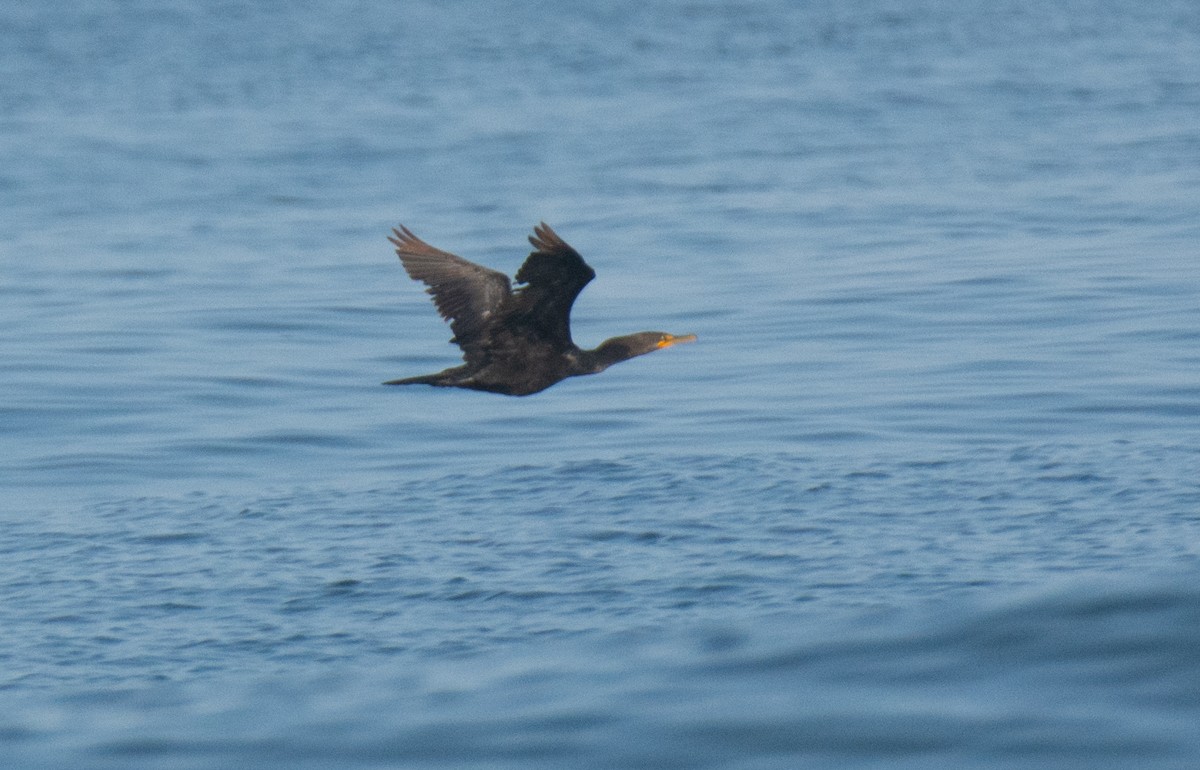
(529, 221, 564, 253)
(389, 225, 417, 246)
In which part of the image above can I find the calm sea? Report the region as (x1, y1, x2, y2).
(3, 0, 1200, 766)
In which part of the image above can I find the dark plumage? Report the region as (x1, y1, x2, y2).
(384, 222, 696, 395)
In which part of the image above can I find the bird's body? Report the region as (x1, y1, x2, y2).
(385, 223, 695, 395)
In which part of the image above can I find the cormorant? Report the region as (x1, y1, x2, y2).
(384, 222, 696, 395)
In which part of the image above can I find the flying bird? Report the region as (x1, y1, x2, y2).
(385, 222, 695, 395)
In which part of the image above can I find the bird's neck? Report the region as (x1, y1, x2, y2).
(579, 335, 643, 373)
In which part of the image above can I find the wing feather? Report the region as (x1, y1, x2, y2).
(389, 225, 512, 358)
(510, 222, 595, 347)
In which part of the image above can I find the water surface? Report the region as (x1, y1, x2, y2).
(2, 0, 1200, 765)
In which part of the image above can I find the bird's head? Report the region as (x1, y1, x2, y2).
(593, 331, 697, 367)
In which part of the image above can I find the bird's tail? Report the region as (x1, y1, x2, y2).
(382, 374, 442, 386)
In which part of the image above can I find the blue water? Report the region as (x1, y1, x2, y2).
(3, 0, 1200, 765)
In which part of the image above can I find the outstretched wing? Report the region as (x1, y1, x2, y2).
(509, 222, 596, 348)
(389, 225, 512, 357)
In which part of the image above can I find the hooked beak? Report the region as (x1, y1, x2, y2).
(656, 333, 698, 349)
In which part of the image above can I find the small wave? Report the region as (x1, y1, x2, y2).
(2, 578, 1198, 768)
